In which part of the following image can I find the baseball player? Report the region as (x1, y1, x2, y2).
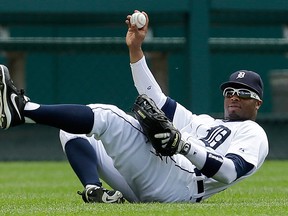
(0, 11, 268, 204)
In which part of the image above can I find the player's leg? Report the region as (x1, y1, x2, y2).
(0, 64, 94, 133)
(24, 103, 94, 134)
(65, 137, 125, 203)
(63, 136, 102, 188)
(60, 131, 139, 203)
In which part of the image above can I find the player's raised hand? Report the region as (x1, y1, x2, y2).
(126, 10, 149, 46)
(125, 10, 149, 63)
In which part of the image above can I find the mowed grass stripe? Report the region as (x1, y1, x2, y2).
(0, 160, 287, 215)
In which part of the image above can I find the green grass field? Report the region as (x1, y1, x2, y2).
(0, 160, 287, 216)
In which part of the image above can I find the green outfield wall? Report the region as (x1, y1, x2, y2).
(0, 0, 288, 160)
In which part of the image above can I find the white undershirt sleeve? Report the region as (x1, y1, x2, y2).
(183, 135, 237, 184)
(130, 56, 167, 108)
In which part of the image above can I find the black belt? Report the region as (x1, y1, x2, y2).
(194, 168, 204, 202)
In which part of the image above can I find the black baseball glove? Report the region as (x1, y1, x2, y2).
(132, 94, 181, 156)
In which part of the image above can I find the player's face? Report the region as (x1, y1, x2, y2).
(223, 88, 262, 121)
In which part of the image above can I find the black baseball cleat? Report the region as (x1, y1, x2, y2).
(0, 64, 29, 129)
(77, 186, 125, 204)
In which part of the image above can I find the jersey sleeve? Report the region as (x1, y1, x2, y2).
(226, 121, 268, 168)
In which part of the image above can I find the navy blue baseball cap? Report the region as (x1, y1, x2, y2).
(220, 70, 264, 99)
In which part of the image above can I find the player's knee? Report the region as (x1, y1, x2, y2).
(59, 130, 88, 151)
(59, 130, 70, 150)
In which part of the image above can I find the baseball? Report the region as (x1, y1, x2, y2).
(130, 12, 146, 29)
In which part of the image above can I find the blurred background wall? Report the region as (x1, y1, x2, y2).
(0, 0, 288, 160)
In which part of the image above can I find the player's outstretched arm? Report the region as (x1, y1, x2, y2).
(178, 134, 254, 184)
(126, 11, 167, 107)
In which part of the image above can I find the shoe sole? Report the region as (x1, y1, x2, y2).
(0, 65, 11, 129)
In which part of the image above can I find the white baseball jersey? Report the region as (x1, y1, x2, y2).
(60, 56, 268, 203)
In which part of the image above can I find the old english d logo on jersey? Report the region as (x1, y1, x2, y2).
(200, 125, 231, 149)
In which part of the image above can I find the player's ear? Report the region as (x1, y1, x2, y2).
(255, 100, 262, 110)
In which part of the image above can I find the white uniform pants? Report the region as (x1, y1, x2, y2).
(59, 104, 201, 203)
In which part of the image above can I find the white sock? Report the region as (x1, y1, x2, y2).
(24, 102, 40, 111)
(23, 102, 40, 123)
(85, 184, 100, 189)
